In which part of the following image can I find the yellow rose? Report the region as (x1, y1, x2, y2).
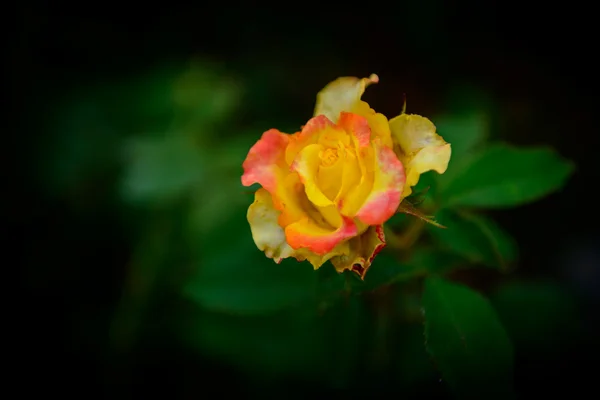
(241, 74, 451, 278)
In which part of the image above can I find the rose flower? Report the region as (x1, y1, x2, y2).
(242, 74, 451, 278)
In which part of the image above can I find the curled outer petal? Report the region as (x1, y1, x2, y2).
(247, 178, 350, 269)
(247, 189, 296, 263)
(330, 225, 386, 279)
(389, 114, 451, 198)
(314, 74, 393, 148)
(296, 242, 350, 270)
(241, 129, 290, 193)
(285, 215, 358, 256)
(314, 74, 379, 123)
(248, 186, 350, 269)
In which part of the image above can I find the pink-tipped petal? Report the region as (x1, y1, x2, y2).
(355, 140, 405, 225)
(338, 112, 371, 147)
(285, 216, 357, 256)
(242, 129, 290, 193)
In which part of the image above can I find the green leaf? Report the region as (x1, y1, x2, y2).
(184, 207, 319, 315)
(431, 85, 492, 193)
(428, 209, 517, 270)
(404, 171, 439, 212)
(120, 136, 205, 204)
(359, 248, 465, 291)
(180, 306, 327, 381)
(434, 112, 488, 157)
(179, 295, 366, 384)
(185, 256, 318, 315)
(188, 135, 255, 236)
(423, 277, 515, 399)
(393, 323, 443, 393)
(490, 281, 584, 355)
(412, 170, 439, 195)
(440, 144, 575, 208)
(171, 61, 242, 129)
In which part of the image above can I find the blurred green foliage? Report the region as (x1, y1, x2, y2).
(44, 61, 576, 397)
(423, 277, 514, 399)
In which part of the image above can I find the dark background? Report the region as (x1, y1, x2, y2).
(16, 1, 599, 398)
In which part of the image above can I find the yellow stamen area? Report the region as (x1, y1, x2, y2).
(319, 147, 338, 166)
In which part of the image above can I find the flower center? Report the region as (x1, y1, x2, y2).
(319, 147, 338, 166)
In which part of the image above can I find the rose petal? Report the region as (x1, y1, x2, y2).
(317, 142, 345, 200)
(291, 118, 349, 228)
(314, 75, 393, 148)
(291, 143, 334, 208)
(389, 114, 451, 197)
(351, 101, 394, 149)
(274, 173, 307, 227)
(339, 141, 375, 217)
(338, 112, 371, 147)
(314, 74, 379, 123)
(355, 139, 405, 225)
(247, 188, 296, 263)
(295, 242, 351, 270)
(276, 172, 343, 239)
(335, 112, 375, 216)
(285, 215, 358, 256)
(285, 115, 344, 166)
(241, 129, 290, 193)
(247, 189, 350, 269)
(331, 225, 386, 279)
(334, 146, 362, 207)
